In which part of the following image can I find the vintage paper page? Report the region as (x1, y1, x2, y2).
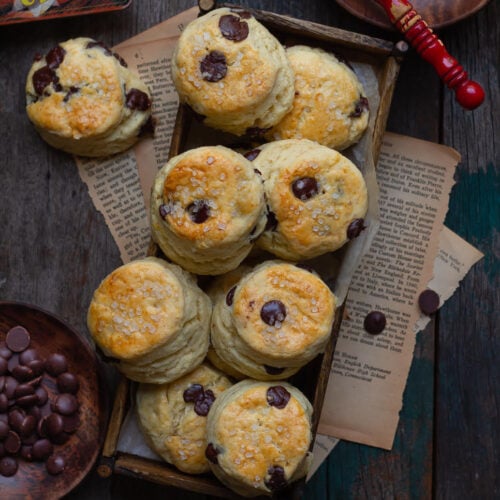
(318, 133, 459, 449)
(76, 8, 198, 263)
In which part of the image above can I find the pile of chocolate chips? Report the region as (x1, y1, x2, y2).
(0, 325, 80, 477)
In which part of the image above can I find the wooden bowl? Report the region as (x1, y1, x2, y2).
(0, 301, 108, 499)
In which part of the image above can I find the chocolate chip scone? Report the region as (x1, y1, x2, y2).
(171, 7, 294, 136)
(205, 380, 313, 497)
(268, 45, 369, 150)
(136, 363, 232, 474)
(252, 139, 368, 260)
(87, 257, 211, 383)
(150, 146, 266, 275)
(211, 261, 337, 380)
(26, 38, 153, 157)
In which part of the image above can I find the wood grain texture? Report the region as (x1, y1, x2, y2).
(0, 0, 497, 498)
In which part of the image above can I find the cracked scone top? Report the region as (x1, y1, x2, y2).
(26, 38, 152, 156)
(268, 45, 369, 150)
(136, 363, 232, 474)
(205, 380, 312, 497)
(171, 7, 294, 136)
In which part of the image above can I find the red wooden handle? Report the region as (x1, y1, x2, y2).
(375, 0, 484, 110)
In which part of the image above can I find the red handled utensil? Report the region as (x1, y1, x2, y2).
(374, 0, 485, 110)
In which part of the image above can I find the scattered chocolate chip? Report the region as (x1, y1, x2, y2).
(32, 439, 53, 461)
(18, 415, 36, 438)
(86, 40, 112, 56)
(0, 358, 6, 376)
(244, 149, 261, 161)
(54, 394, 78, 416)
(57, 373, 79, 394)
(45, 45, 66, 70)
(27, 359, 44, 377)
(194, 389, 215, 417)
(418, 290, 440, 315)
(20, 445, 33, 461)
(19, 349, 38, 365)
(46, 454, 66, 475)
(113, 52, 128, 67)
(138, 116, 156, 137)
(4, 431, 21, 454)
(12, 365, 33, 382)
(350, 96, 369, 118)
(45, 353, 67, 377)
(187, 200, 211, 224)
(0, 456, 18, 477)
(219, 14, 249, 41)
(159, 203, 172, 219)
(45, 413, 64, 438)
(230, 7, 252, 18)
(266, 386, 291, 409)
(246, 126, 271, 137)
(63, 86, 80, 103)
(265, 465, 288, 491)
(264, 365, 285, 375)
(125, 88, 151, 111)
(4, 377, 18, 399)
(265, 209, 278, 232)
(35, 386, 48, 406)
(17, 394, 39, 408)
(0, 421, 8, 440)
(183, 384, 204, 403)
(0, 343, 12, 360)
(14, 384, 35, 399)
(37, 417, 48, 439)
(260, 300, 286, 326)
(6, 326, 30, 353)
(0, 394, 8, 413)
(8, 409, 25, 433)
(226, 286, 236, 306)
(292, 177, 319, 201)
(347, 218, 366, 239)
(7, 354, 19, 373)
(200, 50, 227, 82)
(205, 443, 219, 464)
(363, 311, 386, 335)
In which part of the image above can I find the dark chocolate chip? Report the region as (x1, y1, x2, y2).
(86, 40, 112, 56)
(54, 394, 78, 415)
(226, 286, 236, 306)
(27, 406, 41, 420)
(20, 445, 33, 461)
(200, 50, 227, 82)
(17, 394, 39, 408)
(219, 14, 249, 41)
(19, 348, 38, 365)
(63, 85, 80, 103)
(6, 326, 30, 353)
(260, 300, 286, 326)
(292, 177, 319, 201)
(4, 377, 18, 399)
(266, 386, 290, 409)
(187, 200, 211, 224)
(12, 365, 34, 382)
(8, 409, 25, 433)
(0, 394, 8, 413)
(37, 416, 48, 439)
(350, 96, 369, 118)
(264, 365, 285, 375)
(125, 88, 151, 111)
(246, 126, 271, 137)
(205, 443, 219, 464)
(57, 372, 79, 394)
(27, 359, 44, 377)
(18, 415, 36, 438)
(62, 414, 80, 434)
(113, 51, 128, 67)
(14, 384, 35, 399)
(0, 343, 12, 360)
(32, 439, 53, 461)
(46, 413, 64, 437)
(45, 353, 67, 376)
(265, 465, 288, 491)
(45, 45, 66, 70)
(194, 389, 215, 417)
(265, 209, 278, 232)
(138, 115, 156, 137)
(7, 354, 19, 373)
(0, 456, 18, 477)
(35, 386, 48, 406)
(183, 384, 204, 403)
(32, 66, 54, 95)
(347, 218, 366, 239)
(0, 421, 8, 440)
(363, 311, 386, 335)
(46, 454, 66, 475)
(244, 149, 261, 161)
(159, 203, 172, 219)
(0, 376, 4, 391)
(230, 8, 252, 18)
(0, 358, 6, 376)
(418, 290, 440, 315)
(21, 432, 37, 445)
(4, 431, 21, 454)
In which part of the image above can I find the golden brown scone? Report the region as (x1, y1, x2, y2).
(87, 257, 211, 383)
(268, 45, 369, 150)
(171, 7, 294, 136)
(206, 380, 313, 497)
(136, 363, 232, 474)
(150, 146, 266, 275)
(252, 139, 368, 260)
(210, 261, 336, 380)
(26, 38, 152, 157)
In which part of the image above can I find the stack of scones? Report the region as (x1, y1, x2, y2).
(85, 7, 371, 497)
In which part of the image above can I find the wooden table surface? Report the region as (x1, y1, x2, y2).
(0, 1, 498, 498)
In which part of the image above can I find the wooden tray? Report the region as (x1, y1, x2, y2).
(336, 0, 490, 30)
(97, 4, 403, 498)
